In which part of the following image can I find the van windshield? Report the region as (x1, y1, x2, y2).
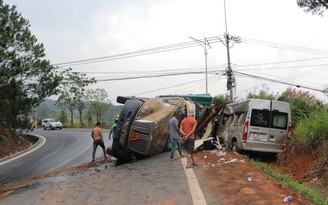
(250, 109, 288, 130)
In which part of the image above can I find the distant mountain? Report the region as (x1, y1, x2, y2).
(36, 98, 123, 121)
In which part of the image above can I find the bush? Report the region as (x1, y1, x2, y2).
(294, 109, 328, 155)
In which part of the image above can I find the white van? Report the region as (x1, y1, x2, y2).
(217, 99, 291, 153)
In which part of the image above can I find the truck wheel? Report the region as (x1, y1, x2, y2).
(116, 96, 131, 104)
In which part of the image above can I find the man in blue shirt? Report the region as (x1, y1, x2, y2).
(168, 112, 185, 160)
(109, 120, 118, 140)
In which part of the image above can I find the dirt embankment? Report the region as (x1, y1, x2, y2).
(0, 131, 32, 159)
(194, 149, 317, 205)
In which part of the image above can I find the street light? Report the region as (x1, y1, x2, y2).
(189, 36, 212, 94)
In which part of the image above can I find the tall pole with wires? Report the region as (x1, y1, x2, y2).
(189, 36, 211, 94)
(224, 0, 233, 101)
(222, 0, 240, 102)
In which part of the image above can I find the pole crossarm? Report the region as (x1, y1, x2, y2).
(189, 37, 212, 49)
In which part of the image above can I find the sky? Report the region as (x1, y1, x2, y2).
(4, 0, 328, 104)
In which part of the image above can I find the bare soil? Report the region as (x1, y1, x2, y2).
(194, 149, 318, 205)
(0, 133, 327, 204)
(0, 130, 32, 159)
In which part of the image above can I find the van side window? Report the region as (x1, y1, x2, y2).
(271, 112, 288, 129)
(221, 115, 229, 125)
(227, 116, 233, 125)
(233, 114, 240, 124)
(238, 113, 245, 124)
(250, 109, 270, 128)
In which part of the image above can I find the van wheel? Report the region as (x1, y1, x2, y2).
(232, 141, 240, 153)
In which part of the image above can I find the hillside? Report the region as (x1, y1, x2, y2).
(35, 98, 123, 122)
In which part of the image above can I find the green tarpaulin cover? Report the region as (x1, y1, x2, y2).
(159, 94, 212, 107)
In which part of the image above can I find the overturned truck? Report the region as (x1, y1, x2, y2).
(107, 95, 215, 164)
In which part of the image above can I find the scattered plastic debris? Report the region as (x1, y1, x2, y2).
(283, 195, 292, 202)
(231, 158, 238, 162)
(223, 158, 238, 164)
(217, 151, 227, 156)
(247, 177, 253, 182)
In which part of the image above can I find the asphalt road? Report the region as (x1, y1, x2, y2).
(0, 128, 221, 205)
(0, 128, 112, 185)
(0, 148, 220, 205)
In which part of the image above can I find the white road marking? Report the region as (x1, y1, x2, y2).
(181, 157, 207, 205)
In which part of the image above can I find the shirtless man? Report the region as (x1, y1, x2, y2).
(91, 122, 109, 162)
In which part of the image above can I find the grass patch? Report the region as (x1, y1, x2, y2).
(248, 158, 327, 205)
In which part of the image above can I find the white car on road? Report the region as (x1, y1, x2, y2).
(42, 118, 63, 130)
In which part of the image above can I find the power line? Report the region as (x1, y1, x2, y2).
(241, 37, 328, 56)
(94, 69, 223, 82)
(233, 62, 328, 71)
(51, 36, 328, 69)
(232, 56, 328, 68)
(234, 70, 325, 93)
(234, 63, 328, 86)
(133, 76, 220, 96)
(82, 65, 223, 75)
(53, 36, 223, 67)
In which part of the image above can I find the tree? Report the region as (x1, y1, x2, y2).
(0, 1, 66, 131)
(55, 68, 95, 127)
(246, 86, 278, 100)
(84, 88, 111, 122)
(212, 94, 231, 106)
(297, 0, 328, 15)
(277, 87, 324, 127)
(58, 110, 68, 125)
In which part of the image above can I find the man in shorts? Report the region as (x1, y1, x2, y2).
(180, 110, 197, 168)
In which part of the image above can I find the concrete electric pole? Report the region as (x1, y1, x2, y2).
(189, 36, 212, 94)
(220, 0, 241, 102)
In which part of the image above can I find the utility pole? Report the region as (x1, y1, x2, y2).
(225, 33, 234, 102)
(189, 36, 212, 94)
(220, 0, 240, 102)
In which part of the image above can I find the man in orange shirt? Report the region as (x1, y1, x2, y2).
(91, 122, 109, 162)
(180, 110, 197, 169)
